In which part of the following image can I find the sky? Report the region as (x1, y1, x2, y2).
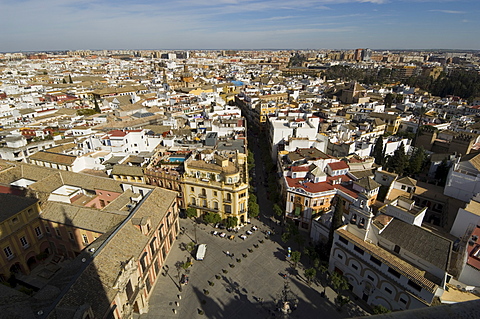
(1, 0, 479, 51)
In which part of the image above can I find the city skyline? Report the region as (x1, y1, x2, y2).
(1, 0, 479, 52)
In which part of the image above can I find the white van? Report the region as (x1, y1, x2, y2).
(196, 244, 207, 261)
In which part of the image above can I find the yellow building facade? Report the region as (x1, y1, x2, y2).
(182, 151, 249, 224)
(0, 194, 48, 279)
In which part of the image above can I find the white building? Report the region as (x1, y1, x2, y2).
(444, 153, 480, 203)
(329, 197, 451, 311)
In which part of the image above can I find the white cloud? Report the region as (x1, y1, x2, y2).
(430, 9, 465, 14)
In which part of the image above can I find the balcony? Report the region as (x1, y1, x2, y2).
(190, 204, 219, 213)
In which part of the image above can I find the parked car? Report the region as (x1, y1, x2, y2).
(240, 234, 247, 240)
(219, 232, 226, 238)
(211, 231, 218, 236)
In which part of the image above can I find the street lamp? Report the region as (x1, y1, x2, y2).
(194, 222, 197, 244)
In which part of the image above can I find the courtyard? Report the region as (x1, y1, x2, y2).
(140, 217, 369, 319)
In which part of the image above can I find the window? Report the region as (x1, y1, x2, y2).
(352, 264, 358, 270)
(339, 236, 348, 245)
(407, 280, 422, 292)
(370, 256, 382, 266)
(384, 287, 392, 294)
(150, 237, 157, 254)
(4, 246, 13, 259)
(140, 252, 148, 272)
(35, 226, 43, 238)
(401, 185, 406, 190)
(214, 191, 218, 197)
(154, 258, 160, 275)
(191, 187, 194, 192)
(11, 217, 19, 224)
(337, 254, 343, 260)
(126, 280, 134, 301)
(55, 228, 61, 237)
(82, 234, 89, 244)
(45, 225, 50, 233)
(167, 212, 171, 228)
(367, 275, 374, 282)
(68, 231, 74, 240)
(145, 276, 151, 292)
(162, 245, 166, 260)
(354, 245, 364, 255)
(388, 267, 401, 278)
(20, 236, 28, 248)
(158, 224, 164, 240)
(394, 245, 401, 254)
(399, 298, 407, 304)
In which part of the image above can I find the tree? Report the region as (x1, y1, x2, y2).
(327, 198, 344, 252)
(93, 96, 101, 113)
(435, 158, 450, 186)
(395, 93, 404, 104)
(226, 216, 238, 228)
(386, 143, 408, 175)
(407, 146, 425, 176)
(371, 137, 385, 165)
(273, 203, 283, 218)
(186, 207, 197, 219)
(203, 212, 221, 225)
(335, 294, 350, 311)
(330, 272, 349, 292)
(186, 242, 196, 252)
(281, 232, 290, 243)
(384, 93, 394, 108)
(291, 251, 301, 269)
(303, 245, 318, 265)
(248, 194, 260, 218)
(294, 233, 305, 250)
(304, 268, 317, 286)
(318, 264, 329, 293)
(373, 305, 391, 314)
(247, 149, 255, 171)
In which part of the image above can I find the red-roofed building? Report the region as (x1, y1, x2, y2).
(326, 161, 349, 176)
(284, 169, 359, 232)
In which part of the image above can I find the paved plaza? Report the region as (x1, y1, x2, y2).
(140, 217, 368, 319)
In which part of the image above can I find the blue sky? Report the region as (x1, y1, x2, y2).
(1, 0, 479, 51)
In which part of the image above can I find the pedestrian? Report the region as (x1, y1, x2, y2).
(226, 251, 230, 256)
(231, 253, 234, 258)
